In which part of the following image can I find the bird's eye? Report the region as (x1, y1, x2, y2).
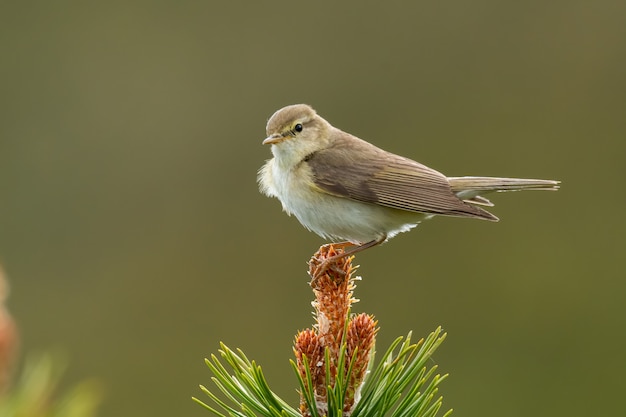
(294, 123, 303, 132)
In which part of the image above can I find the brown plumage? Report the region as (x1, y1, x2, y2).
(306, 132, 499, 221)
(258, 104, 559, 269)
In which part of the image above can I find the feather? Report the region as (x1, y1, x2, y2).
(306, 132, 498, 221)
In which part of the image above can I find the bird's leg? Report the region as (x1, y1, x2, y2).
(311, 234, 387, 284)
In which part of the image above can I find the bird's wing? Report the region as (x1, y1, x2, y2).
(305, 134, 497, 221)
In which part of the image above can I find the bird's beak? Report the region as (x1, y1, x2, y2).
(262, 134, 284, 145)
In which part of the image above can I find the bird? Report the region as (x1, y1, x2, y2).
(258, 104, 559, 270)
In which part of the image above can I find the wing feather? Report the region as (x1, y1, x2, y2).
(306, 132, 497, 221)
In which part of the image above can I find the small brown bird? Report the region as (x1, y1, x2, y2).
(258, 104, 559, 265)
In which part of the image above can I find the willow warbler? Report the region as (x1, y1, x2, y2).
(258, 104, 559, 262)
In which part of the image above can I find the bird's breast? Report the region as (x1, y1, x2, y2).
(259, 158, 426, 243)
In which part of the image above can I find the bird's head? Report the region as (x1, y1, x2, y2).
(263, 104, 332, 167)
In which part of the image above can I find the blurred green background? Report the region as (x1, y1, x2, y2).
(1, 1, 624, 416)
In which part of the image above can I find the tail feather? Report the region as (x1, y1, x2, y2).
(463, 195, 495, 207)
(449, 176, 560, 200)
(448, 176, 559, 221)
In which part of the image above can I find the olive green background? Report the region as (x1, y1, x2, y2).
(1, 1, 624, 416)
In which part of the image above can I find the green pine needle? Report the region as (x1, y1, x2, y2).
(194, 327, 451, 417)
(0, 353, 102, 417)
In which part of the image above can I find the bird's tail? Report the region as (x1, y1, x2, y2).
(449, 176, 560, 209)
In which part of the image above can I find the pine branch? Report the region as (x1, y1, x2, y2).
(194, 245, 452, 417)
